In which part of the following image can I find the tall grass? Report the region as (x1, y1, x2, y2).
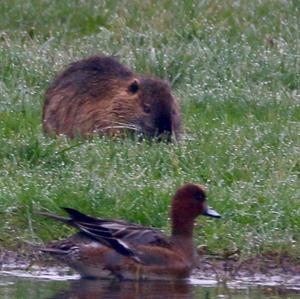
(0, 0, 299, 256)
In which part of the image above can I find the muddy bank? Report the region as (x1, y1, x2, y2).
(194, 253, 300, 287)
(1, 248, 300, 286)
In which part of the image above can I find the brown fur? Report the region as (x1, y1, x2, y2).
(43, 55, 182, 140)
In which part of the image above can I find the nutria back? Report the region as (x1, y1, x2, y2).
(43, 55, 182, 140)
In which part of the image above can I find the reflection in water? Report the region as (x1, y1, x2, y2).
(48, 279, 300, 299)
(49, 279, 193, 299)
(0, 274, 300, 299)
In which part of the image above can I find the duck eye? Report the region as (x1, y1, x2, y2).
(195, 192, 205, 201)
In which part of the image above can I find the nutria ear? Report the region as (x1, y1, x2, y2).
(128, 79, 139, 94)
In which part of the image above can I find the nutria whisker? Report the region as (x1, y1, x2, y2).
(180, 134, 196, 141)
(108, 121, 141, 130)
(97, 124, 141, 132)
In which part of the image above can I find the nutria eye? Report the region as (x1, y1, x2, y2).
(128, 80, 139, 93)
(143, 105, 151, 113)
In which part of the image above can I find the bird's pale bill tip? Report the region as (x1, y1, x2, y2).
(203, 207, 221, 218)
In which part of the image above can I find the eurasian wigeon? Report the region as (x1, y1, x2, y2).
(40, 183, 220, 280)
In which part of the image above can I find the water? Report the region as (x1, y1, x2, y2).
(0, 273, 299, 299)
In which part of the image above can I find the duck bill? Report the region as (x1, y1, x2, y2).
(202, 207, 221, 218)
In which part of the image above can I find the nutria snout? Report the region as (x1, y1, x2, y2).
(42, 55, 182, 140)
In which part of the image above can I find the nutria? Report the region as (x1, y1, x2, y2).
(43, 55, 182, 140)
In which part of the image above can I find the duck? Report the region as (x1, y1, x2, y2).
(39, 183, 221, 280)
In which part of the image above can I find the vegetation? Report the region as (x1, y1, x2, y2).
(0, 0, 299, 258)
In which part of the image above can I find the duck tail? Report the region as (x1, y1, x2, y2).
(38, 211, 72, 226)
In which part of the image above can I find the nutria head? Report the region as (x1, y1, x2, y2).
(119, 77, 181, 141)
(43, 55, 182, 141)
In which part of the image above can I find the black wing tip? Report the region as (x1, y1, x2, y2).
(61, 207, 80, 214)
(61, 207, 87, 218)
(61, 207, 101, 224)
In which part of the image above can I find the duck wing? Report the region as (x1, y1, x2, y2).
(40, 208, 170, 263)
(61, 208, 171, 247)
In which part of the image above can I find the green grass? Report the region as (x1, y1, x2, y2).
(0, 0, 299, 258)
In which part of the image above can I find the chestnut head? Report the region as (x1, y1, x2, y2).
(171, 183, 221, 220)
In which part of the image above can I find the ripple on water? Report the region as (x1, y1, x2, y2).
(0, 265, 79, 281)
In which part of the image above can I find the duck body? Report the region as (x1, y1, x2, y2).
(52, 239, 193, 280)
(40, 184, 220, 280)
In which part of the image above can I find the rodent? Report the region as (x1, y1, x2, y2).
(43, 55, 182, 140)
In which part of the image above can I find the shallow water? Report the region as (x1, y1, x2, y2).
(0, 271, 300, 299)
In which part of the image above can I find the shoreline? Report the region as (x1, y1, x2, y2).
(1, 249, 300, 288)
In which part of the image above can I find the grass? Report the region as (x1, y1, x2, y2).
(0, 0, 299, 258)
